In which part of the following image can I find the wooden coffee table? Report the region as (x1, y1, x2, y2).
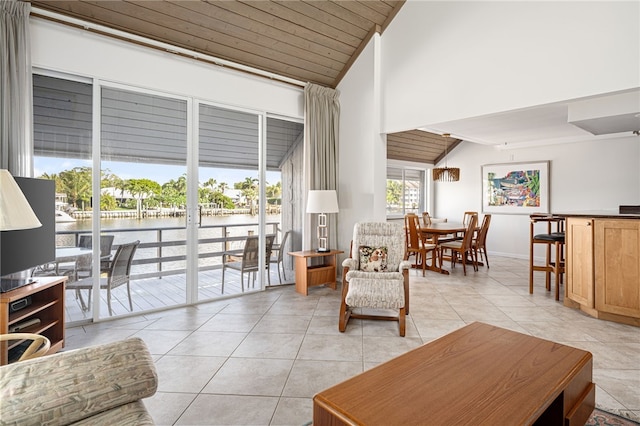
(313, 322, 594, 425)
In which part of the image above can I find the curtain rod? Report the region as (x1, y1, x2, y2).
(31, 7, 308, 89)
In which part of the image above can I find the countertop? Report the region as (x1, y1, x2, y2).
(553, 210, 640, 219)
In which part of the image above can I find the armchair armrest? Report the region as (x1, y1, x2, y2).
(342, 257, 357, 270)
(399, 260, 411, 271)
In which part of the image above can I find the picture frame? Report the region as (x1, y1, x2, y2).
(481, 161, 549, 214)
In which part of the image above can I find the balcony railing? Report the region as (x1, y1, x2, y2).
(56, 221, 281, 281)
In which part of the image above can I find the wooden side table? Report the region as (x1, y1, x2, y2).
(288, 250, 344, 295)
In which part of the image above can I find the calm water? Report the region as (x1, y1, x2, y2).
(55, 214, 281, 274)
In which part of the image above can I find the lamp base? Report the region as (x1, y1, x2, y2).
(315, 247, 330, 253)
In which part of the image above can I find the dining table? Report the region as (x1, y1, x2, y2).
(55, 246, 93, 263)
(419, 222, 481, 274)
(55, 246, 93, 279)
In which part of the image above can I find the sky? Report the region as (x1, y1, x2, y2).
(34, 157, 281, 187)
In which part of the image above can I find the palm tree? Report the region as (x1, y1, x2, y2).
(58, 167, 92, 210)
(203, 178, 217, 190)
(266, 181, 281, 201)
(235, 177, 258, 214)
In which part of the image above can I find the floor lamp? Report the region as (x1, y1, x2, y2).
(306, 190, 339, 252)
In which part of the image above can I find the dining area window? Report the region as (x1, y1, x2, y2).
(386, 166, 426, 218)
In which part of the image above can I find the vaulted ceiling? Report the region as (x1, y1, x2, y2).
(28, 0, 404, 88)
(24, 1, 640, 167)
(26, 0, 454, 164)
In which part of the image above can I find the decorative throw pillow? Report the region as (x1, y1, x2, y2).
(358, 246, 388, 272)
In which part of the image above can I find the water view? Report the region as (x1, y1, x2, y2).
(55, 214, 282, 277)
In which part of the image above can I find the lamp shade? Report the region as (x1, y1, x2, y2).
(0, 169, 42, 231)
(306, 190, 339, 214)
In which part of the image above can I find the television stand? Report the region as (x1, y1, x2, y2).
(1, 278, 36, 293)
(0, 276, 67, 365)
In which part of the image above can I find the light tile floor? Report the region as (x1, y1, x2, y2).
(65, 255, 640, 425)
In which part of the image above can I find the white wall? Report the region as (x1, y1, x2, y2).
(337, 34, 387, 254)
(30, 18, 304, 119)
(381, 1, 640, 132)
(434, 136, 640, 259)
(336, 0, 640, 260)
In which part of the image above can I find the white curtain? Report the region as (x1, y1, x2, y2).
(304, 83, 340, 250)
(1, 0, 33, 176)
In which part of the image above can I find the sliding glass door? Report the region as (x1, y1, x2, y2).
(33, 73, 95, 322)
(33, 72, 301, 323)
(99, 85, 188, 318)
(197, 103, 268, 298)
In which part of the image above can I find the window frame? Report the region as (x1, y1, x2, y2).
(386, 164, 428, 219)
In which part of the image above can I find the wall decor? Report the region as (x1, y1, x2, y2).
(481, 161, 549, 214)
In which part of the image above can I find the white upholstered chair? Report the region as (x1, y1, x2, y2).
(339, 222, 412, 336)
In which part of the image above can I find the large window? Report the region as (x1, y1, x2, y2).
(32, 72, 302, 324)
(386, 167, 426, 217)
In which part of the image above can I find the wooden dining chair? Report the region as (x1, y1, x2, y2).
(404, 214, 437, 276)
(472, 214, 492, 268)
(421, 212, 432, 227)
(463, 211, 478, 226)
(455, 211, 478, 240)
(420, 212, 437, 244)
(440, 214, 478, 275)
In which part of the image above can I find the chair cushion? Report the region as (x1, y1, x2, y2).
(440, 241, 462, 249)
(346, 276, 405, 309)
(352, 223, 404, 271)
(0, 337, 157, 425)
(358, 245, 388, 272)
(534, 232, 565, 243)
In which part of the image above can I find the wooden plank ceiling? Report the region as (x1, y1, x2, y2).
(27, 0, 453, 164)
(388, 131, 462, 164)
(28, 0, 404, 88)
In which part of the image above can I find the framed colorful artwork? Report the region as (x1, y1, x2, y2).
(481, 161, 549, 214)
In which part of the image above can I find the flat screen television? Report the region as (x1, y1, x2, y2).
(0, 176, 56, 292)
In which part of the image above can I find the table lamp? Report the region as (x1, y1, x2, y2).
(306, 190, 339, 252)
(0, 169, 42, 231)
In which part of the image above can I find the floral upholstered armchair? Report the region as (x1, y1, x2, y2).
(339, 222, 412, 336)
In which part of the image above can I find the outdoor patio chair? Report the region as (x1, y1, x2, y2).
(55, 234, 114, 280)
(270, 230, 291, 284)
(79, 234, 115, 273)
(222, 235, 274, 293)
(66, 240, 140, 315)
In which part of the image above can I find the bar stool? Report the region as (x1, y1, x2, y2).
(529, 214, 565, 300)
